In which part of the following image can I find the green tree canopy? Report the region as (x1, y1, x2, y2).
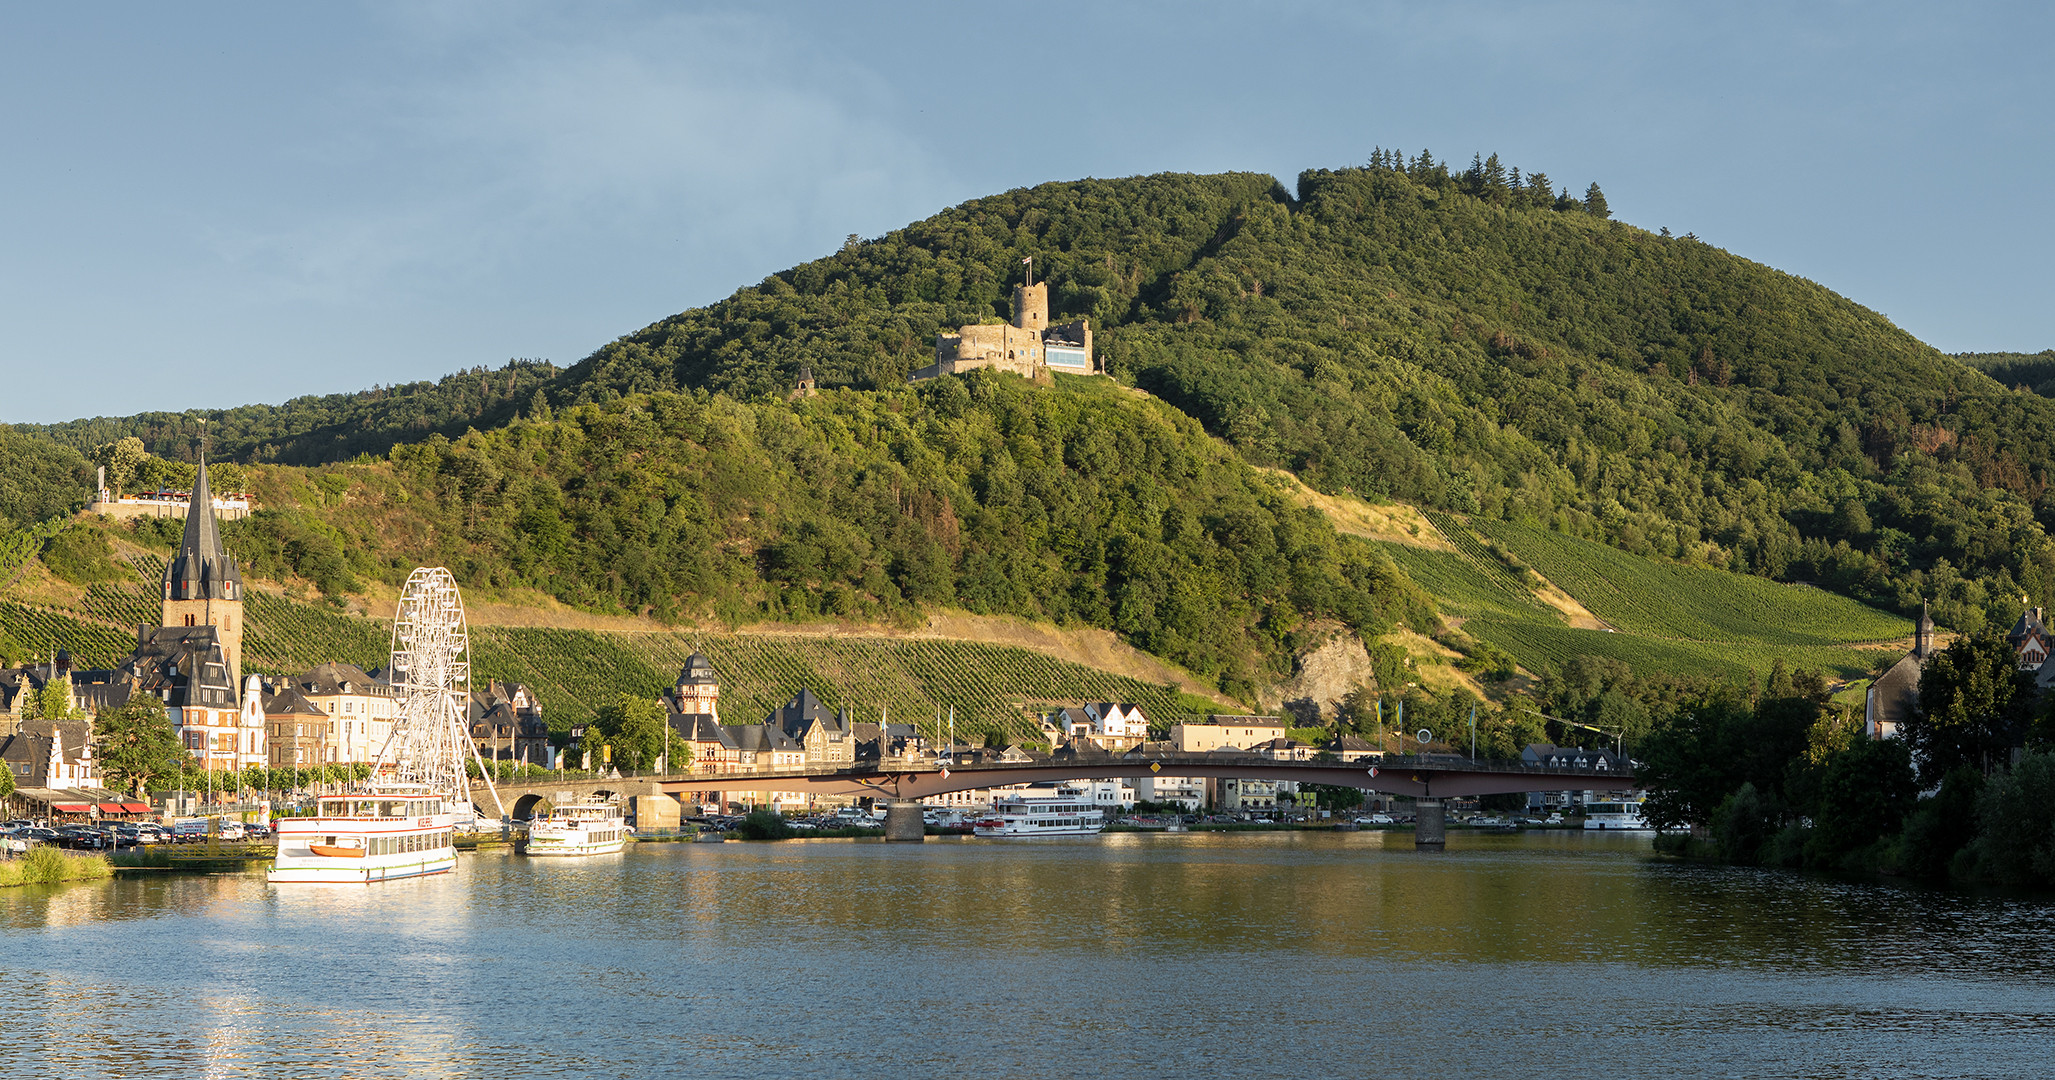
(592, 693, 668, 773)
(94, 694, 188, 796)
(1910, 630, 2034, 782)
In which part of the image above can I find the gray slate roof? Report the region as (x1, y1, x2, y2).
(163, 459, 244, 603)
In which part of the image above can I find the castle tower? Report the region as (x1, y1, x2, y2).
(161, 457, 245, 687)
(674, 652, 720, 721)
(1013, 282, 1048, 333)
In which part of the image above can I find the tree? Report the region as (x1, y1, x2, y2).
(1909, 630, 2034, 782)
(593, 693, 668, 773)
(94, 695, 188, 796)
(1584, 182, 1610, 219)
(20, 681, 78, 723)
(96, 436, 147, 495)
(0, 760, 13, 800)
(1806, 735, 1917, 863)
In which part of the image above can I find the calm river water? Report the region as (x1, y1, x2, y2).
(4, 831, 2054, 1079)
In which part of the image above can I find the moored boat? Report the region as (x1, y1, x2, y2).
(1583, 792, 1670, 832)
(972, 794, 1105, 837)
(522, 797, 628, 857)
(268, 784, 457, 884)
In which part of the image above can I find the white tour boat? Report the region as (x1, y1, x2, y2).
(1583, 792, 1655, 831)
(268, 784, 458, 884)
(522, 798, 628, 857)
(972, 794, 1105, 837)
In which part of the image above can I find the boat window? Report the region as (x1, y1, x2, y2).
(379, 801, 401, 818)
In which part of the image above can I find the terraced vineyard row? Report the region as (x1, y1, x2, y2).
(1420, 510, 1542, 606)
(613, 632, 1193, 741)
(242, 592, 390, 674)
(1471, 520, 1911, 646)
(70, 554, 165, 631)
(0, 602, 136, 668)
(1463, 616, 1880, 681)
(1376, 542, 1544, 620)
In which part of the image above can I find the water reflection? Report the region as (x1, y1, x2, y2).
(2, 832, 2052, 1078)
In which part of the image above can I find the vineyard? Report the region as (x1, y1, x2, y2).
(0, 601, 136, 668)
(1469, 519, 1911, 646)
(4, 553, 1196, 744)
(1461, 616, 1880, 682)
(1374, 510, 1903, 683)
(1375, 542, 1546, 621)
(0, 520, 68, 589)
(1420, 510, 1541, 607)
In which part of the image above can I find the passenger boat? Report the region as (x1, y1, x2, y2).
(1583, 793, 1655, 831)
(972, 794, 1105, 837)
(267, 784, 457, 884)
(522, 797, 628, 857)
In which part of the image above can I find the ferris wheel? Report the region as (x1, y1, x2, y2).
(374, 567, 504, 819)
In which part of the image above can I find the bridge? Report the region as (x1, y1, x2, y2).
(478, 752, 1634, 847)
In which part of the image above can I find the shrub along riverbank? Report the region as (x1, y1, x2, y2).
(0, 847, 113, 887)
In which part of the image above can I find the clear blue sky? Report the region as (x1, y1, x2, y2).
(2, 2, 2048, 423)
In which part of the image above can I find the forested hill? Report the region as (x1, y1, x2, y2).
(529, 158, 2055, 634)
(16, 158, 2055, 638)
(17, 360, 559, 466)
(1959, 351, 2055, 397)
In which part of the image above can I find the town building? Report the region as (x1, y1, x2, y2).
(0, 718, 100, 790)
(1044, 702, 1149, 752)
(289, 662, 395, 764)
(664, 653, 722, 723)
(765, 688, 856, 767)
(1170, 716, 1287, 752)
(1864, 602, 1937, 739)
(470, 679, 549, 765)
(1520, 743, 1632, 814)
(264, 680, 331, 767)
(911, 274, 1098, 382)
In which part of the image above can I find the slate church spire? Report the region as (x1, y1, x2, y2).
(161, 454, 245, 686)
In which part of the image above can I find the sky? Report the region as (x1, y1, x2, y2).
(1, 1, 2048, 424)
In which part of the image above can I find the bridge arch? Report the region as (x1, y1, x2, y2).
(511, 793, 553, 820)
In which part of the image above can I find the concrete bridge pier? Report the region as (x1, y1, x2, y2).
(1414, 799, 1446, 849)
(883, 801, 925, 842)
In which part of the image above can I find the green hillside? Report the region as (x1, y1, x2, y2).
(14, 157, 2053, 697)
(512, 160, 2055, 637)
(1379, 511, 1905, 683)
(0, 555, 1209, 741)
(1958, 350, 2055, 397)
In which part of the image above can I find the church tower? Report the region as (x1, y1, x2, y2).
(161, 457, 245, 687)
(1914, 600, 1936, 660)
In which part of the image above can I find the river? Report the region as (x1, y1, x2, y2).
(3, 831, 2052, 1078)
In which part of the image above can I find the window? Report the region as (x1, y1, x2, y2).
(184, 614, 196, 627)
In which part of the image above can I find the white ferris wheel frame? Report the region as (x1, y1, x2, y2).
(372, 567, 505, 820)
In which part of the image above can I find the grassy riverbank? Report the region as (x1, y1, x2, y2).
(0, 847, 113, 887)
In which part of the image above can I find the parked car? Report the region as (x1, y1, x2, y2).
(55, 826, 109, 850)
(1355, 813, 1396, 825)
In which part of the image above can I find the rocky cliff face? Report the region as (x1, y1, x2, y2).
(1258, 625, 1378, 724)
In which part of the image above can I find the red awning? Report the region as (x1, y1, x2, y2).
(50, 802, 92, 813)
(121, 802, 151, 813)
(98, 803, 131, 813)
